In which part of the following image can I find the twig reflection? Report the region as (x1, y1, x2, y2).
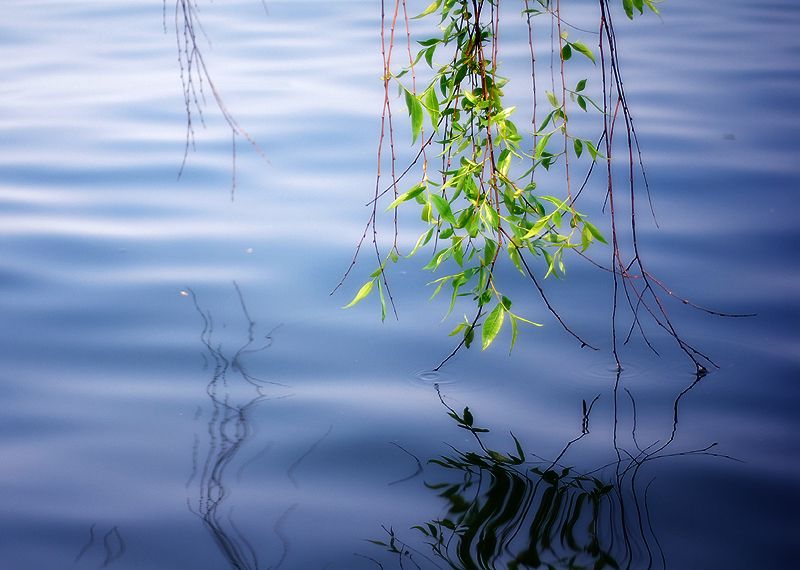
(186, 283, 288, 570)
(72, 524, 126, 569)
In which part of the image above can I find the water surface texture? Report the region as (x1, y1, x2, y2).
(1, 1, 798, 568)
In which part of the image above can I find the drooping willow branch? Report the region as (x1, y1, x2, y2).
(168, 0, 265, 199)
(338, 0, 748, 373)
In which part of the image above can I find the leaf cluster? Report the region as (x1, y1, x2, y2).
(346, 0, 614, 354)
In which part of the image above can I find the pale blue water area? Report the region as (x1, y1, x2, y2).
(0, 1, 798, 568)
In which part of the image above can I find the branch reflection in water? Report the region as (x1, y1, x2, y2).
(72, 524, 126, 569)
(367, 374, 737, 570)
(185, 283, 291, 570)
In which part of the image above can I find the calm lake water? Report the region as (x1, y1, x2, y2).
(1, 1, 798, 568)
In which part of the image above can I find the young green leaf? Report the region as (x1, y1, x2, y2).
(581, 225, 592, 251)
(509, 314, 519, 352)
(573, 138, 583, 158)
(449, 321, 468, 337)
(570, 41, 596, 64)
(534, 132, 553, 161)
(377, 279, 387, 321)
(507, 244, 525, 275)
(430, 194, 457, 225)
(404, 88, 424, 143)
(423, 88, 440, 126)
(586, 140, 599, 160)
(583, 220, 608, 244)
(424, 45, 436, 67)
(413, 0, 442, 19)
(623, 0, 634, 19)
(496, 148, 512, 177)
(481, 303, 505, 350)
(342, 279, 375, 308)
(464, 325, 474, 348)
(386, 182, 426, 210)
(486, 205, 500, 230)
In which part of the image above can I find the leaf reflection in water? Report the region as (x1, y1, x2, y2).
(367, 375, 738, 570)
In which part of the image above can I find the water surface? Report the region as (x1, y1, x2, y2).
(0, 1, 797, 568)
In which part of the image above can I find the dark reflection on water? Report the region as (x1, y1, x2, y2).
(185, 283, 290, 570)
(366, 375, 734, 570)
(73, 524, 126, 569)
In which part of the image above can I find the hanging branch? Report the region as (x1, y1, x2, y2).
(169, 0, 266, 199)
(334, 0, 748, 371)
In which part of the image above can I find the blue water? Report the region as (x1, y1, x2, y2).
(0, 1, 797, 568)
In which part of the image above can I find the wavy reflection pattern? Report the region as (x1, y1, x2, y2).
(185, 283, 288, 570)
(368, 374, 732, 570)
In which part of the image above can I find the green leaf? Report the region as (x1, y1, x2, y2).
(539, 110, 556, 130)
(483, 238, 498, 267)
(423, 88, 440, 126)
(586, 140, 599, 160)
(542, 248, 555, 277)
(522, 214, 552, 239)
(493, 105, 516, 122)
(623, 0, 634, 19)
(449, 321, 468, 336)
(581, 225, 592, 251)
(534, 132, 553, 161)
(482, 203, 500, 230)
(430, 194, 456, 225)
(342, 279, 375, 308)
(583, 220, 608, 244)
(546, 91, 559, 108)
(429, 275, 450, 299)
(507, 244, 525, 275)
(510, 314, 519, 352)
(496, 148, 512, 177)
(451, 237, 465, 267)
(424, 45, 436, 67)
(377, 279, 387, 321)
(576, 79, 587, 92)
(573, 138, 583, 158)
(386, 182, 426, 210)
(422, 202, 436, 223)
(570, 41, 596, 64)
(481, 303, 505, 350)
(453, 62, 468, 85)
(423, 245, 452, 270)
(404, 88, 424, 143)
(561, 44, 572, 61)
(464, 325, 474, 348)
(413, 0, 441, 19)
(417, 38, 440, 47)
